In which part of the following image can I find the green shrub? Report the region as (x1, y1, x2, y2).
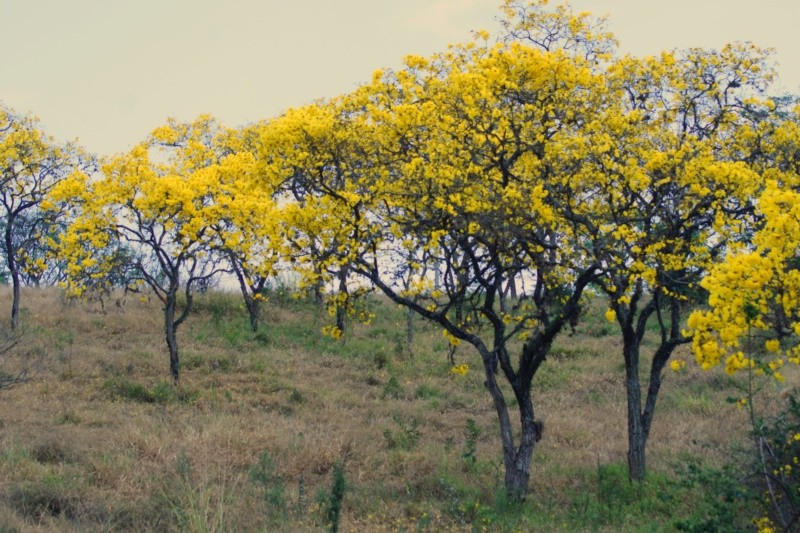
(382, 375, 404, 399)
(462, 418, 481, 467)
(316, 460, 347, 533)
(672, 461, 750, 532)
(249, 451, 287, 520)
(383, 415, 420, 451)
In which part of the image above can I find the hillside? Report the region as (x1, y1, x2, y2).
(0, 287, 779, 531)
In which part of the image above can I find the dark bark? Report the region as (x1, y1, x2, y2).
(230, 259, 261, 334)
(165, 291, 180, 383)
(623, 336, 646, 481)
(621, 296, 687, 482)
(479, 343, 537, 501)
(356, 255, 598, 500)
(248, 301, 260, 334)
(313, 281, 324, 306)
(4, 216, 20, 331)
(335, 267, 348, 335)
(406, 307, 414, 357)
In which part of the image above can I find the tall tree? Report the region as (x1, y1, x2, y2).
(265, 4, 612, 497)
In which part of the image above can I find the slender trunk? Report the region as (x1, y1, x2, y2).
(624, 297, 683, 482)
(508, 275, 517, 300)
(641, 344, 673, 445)
(623, 337, 646, 482)
(507, 383, 537, 500)
(313, 280, 324, 306)
(10, 268, 20, 332)
(406, 307, 414, 356)
(4, 220, 20, 331)
(335, 267, 347, 335)
(165, 292, 180, 383)
(230, 259, 261, 334)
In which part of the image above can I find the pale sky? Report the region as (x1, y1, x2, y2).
(2, 1, 798, 156)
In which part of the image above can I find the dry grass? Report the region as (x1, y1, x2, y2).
(0, 286, 786, 531)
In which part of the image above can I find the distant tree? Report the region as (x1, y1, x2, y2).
(255, 105, 371, 339)
(208, 126, 282, 334)
(49, 116, 242, 382)
(0, 105, 88, 330)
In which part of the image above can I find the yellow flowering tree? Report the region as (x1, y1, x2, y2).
(259, 0, 624, 500)
(0, 104, 88, 330)
(549, 41, 776, 480)
(49, 116, 243, 382)
(687, 109, 800, 531)
(195, 123, 284, 334)
(253, 103, 374, 338)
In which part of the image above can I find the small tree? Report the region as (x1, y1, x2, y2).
(207, 126, 282, 334)
(0, 105, 87, 330)
(50, 116, 241, 382)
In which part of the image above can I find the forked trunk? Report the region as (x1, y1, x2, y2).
(482, 351, 537, 500)
(622, 319, 678, 482)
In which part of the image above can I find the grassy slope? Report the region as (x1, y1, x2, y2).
(0, 286, 788, 531)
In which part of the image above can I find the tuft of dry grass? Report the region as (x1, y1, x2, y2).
(0, 286, 788, 531)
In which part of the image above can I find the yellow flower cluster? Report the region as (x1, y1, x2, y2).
(450, 364, 469, 377)
(688, 180, 800, 379)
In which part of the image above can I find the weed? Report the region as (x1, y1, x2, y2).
(30, 439, 72, 464)
(672, 460, 750, 532)
(102, 377, 195, 404)
(102, 377, 155, 403)
(462, 418, 481, 468)
(373, 350, 389, 369)
(249, 451, 287, 520)
(382, 375, 404, 399)
(414, 384, 441, 399)
(318, 460, 347, 533)
(55, 411, 81, 425)
(383, 415, 421, 451)
(288, 388, 305, 404)
(166, 449, 240, 532)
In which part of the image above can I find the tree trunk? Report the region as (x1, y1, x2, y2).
(230, 259, 261, 334)
(624, 338, 647, 482)
(507, 386, 538, 500)
(165, 293, 180, 383)
(335, 267, 348, 336)
(406, 307, 414, 356)
(4, 220, 20, 331)
(10, 268, 20, 332)
(313, 280, 324, 306)
(481, 350, 537, 500)
(248, 301, 260, 334)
